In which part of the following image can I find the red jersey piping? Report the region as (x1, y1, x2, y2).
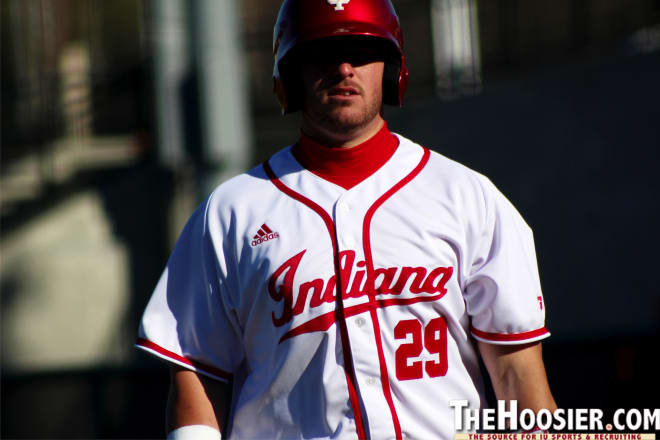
(135, 337, 233, 381)
(263, 160, 368, 440)
(264, 144, 431, 439)
(470, 326, 550, 342)
(361, 147, 431, 439)
(264, 143, 431, 440)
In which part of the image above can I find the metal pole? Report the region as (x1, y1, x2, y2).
(152, 0, 189, 167)
(430, 0, 482, 99)
(193, 0, 253, 196)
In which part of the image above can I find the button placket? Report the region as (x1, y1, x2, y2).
(334, 197, 357, 251)
(334, 192, 400, 439)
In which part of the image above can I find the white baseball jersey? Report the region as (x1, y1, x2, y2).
(137, 131, 549, 440)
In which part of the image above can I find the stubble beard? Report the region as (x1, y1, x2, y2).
(304, 92, 383, 137)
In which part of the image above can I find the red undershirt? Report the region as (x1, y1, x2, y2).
(292, 123, 399, 190)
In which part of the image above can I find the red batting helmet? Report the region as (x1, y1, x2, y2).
(273, 0, 409, 114)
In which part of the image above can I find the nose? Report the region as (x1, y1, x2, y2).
(337, 62, 355, 78)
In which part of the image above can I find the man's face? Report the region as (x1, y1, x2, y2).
(300, 41, 385, 137)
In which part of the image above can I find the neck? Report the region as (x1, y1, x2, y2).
(292, 121, 399, 190)
(301, 115, 385, 149)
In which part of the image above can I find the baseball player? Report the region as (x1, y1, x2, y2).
(136, 0, 557, 438)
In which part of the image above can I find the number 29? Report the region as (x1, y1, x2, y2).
(394, 317, 448, 381)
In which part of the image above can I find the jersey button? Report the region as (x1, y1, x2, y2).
(365, 376, 377, 386)
(356, 317, 366, 327)
(338, 201, 351, 212)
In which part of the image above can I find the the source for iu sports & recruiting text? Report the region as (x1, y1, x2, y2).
(451, 400, 658, 440)
(455, 435, 655, 440)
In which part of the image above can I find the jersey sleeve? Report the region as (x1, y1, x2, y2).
(135, 196, 243, 381)
(463, 175, 550, 345)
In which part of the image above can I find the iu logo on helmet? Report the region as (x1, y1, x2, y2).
(327, 0, 350, 11)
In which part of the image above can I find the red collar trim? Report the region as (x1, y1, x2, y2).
(292, 123, 399, 190)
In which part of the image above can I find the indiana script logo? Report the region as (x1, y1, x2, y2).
(268, 249, 454, 328)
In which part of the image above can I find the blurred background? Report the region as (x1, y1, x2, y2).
(1, 0, 658, 438)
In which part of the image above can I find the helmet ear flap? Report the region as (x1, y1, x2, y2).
(397, 63, 409, 105)
(380, 40, 407, 106)
(274, 77, 288, 114)
(383, 54, 408, 106)
(275, 53, 304, 114)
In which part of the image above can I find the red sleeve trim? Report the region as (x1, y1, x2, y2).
(470, 326, 550, 342)
(135, 337, 233, 381)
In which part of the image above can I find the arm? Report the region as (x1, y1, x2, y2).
(166, 366, 232, 437)
(478, 341, 556, 415)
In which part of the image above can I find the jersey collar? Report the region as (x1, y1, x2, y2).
(292, 122, 399, 190)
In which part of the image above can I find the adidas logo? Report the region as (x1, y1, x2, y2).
(251, 223, 279, 247)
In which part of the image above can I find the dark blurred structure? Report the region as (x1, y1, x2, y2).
(1, 0, 659, 438)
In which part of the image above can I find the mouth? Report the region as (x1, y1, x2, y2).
(328, 87, 359, 97)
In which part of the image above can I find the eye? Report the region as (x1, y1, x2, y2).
(344, 49, 381, 66)
(297, 40, 385, 70)
(307, 50, 381, 69)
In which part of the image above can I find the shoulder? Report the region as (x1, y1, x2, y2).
(205, 146, 295, 212)
(393, 133, 495, 204)
(188, 146, 297, 243)
(391, 133, 528, 233)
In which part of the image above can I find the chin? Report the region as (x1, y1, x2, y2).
(325, 108, 372, 132)
(304, 101, 380, 136)
(325, 118, 367, 135)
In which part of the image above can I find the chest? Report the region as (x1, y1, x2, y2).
(232, 178, 468, 345)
